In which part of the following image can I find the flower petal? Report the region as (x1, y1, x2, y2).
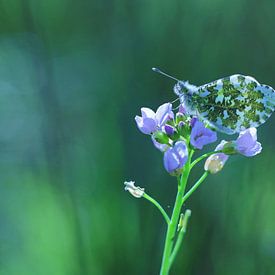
(135, 115, 157, 134)
(190, 117, 198, 127)
(155, 103, 174, 126)
(190, 120, 217, 149)
(173, 141, 188, 167)
(141, 107, 156, 119)
(163, 141, 188, 173)
(163, 148, 180, 173)
(236, 128, 262, 157)
(240, 141, 262, 157)
(236, 128, 256, 147)
(152, 136, 170, 152)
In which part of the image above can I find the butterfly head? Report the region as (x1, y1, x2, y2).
(152, 67, 198, 114)
(174, 81, 197, 96)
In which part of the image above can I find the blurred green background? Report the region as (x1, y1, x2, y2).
(0, 0, 274, 274)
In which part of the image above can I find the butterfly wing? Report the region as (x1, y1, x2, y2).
(193, 74, 275, 134)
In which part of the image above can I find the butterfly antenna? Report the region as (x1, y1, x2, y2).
(152, 67, 180, 82)
(170, 97, 180, 104)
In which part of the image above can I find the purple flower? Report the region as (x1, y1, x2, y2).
(135, 108, 157, 134)
(135, 103, 174, 135)
(190, 120, 217, 149)
(235, 128, 262, 157)
(163, 141, 188, 173)
(155, 103, 174, 126)
(204, 140, 229, 174)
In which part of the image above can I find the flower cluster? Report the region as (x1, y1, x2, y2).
(135, 103, 217, 174)
(130, 91, 266, 275)
(135, 102, 262, 175)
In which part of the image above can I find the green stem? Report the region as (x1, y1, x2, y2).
(182, 172, 208, 204)
(190, 151, 222, 169)
(169, 209, 192, 267)
(143, 193, 170, 225)
(159, 157, 191, 275)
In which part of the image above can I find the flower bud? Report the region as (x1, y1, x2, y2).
(163, 141, 188, 173)
(164, 124, 175, 136)
(204, 140, 229, 174)
(177, 121, 190, 137)
(176, 112, 184, 124)
(152, 136, 170, 152)
(222, 141, 237, 155)
(178, 121, 185, 129)
(204, 154, 228, 174)
(153, 131, 169, 144)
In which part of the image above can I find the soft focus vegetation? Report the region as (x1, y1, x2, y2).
(0, 1, 274, 274)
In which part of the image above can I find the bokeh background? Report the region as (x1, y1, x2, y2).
(0, 1, 275, 274)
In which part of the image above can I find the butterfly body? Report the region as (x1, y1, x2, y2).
(174, 74, 275, 134)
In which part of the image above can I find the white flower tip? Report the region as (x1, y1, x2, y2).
(204, 155, 225, 174)
(124, 181, 145, 198)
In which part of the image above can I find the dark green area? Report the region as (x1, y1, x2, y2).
(0, 1, 275, 274)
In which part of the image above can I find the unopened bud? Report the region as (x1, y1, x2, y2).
(176, 112, 184, 124)
(153, 131, 169, 144)
(222, 141, 237, 155)
(204, 153, 229, 174)
(164, 124, 175, 136)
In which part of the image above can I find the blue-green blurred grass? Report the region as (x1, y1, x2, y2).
(0, 0, 274, 274)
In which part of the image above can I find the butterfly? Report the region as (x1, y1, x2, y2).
(152, 68, 275, 135)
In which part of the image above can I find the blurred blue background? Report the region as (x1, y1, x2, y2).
(0, 1, 275, 274)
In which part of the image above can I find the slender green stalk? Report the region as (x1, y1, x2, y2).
(158, 150, 211, 274)
(143, 193, 170, 225)
(169, 209, 192, 267)
(159, 157, 191, 275)
(190, 151, 222, 169)
(182, 172, 208, 204)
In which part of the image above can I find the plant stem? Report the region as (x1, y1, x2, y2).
(159, 158, 191, 275)
(169, 209, 192, 267)
(182, 172, 208, 204)
(143, 193, 170, 225)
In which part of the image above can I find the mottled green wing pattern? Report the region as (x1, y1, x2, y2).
(192, 74, 275, 134)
